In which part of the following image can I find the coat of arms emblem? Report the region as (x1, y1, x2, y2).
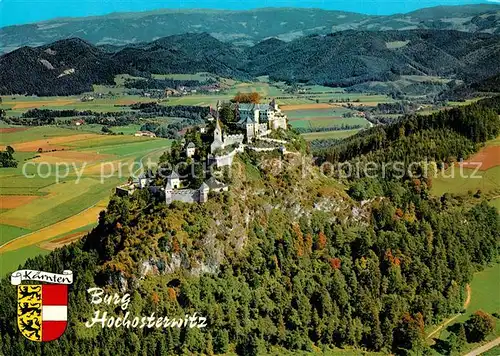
(11, 269, 73, 342)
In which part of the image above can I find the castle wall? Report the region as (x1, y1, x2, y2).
(257, 137, 287, 145)
(212, 149, 237, 168)
(166, 189, 200, 204)
(246, 146, 281, 153)
(224, 134, 244, 146)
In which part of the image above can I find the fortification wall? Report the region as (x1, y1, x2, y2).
(167, 189, 200, 204)
(213, 149, 237, 167)
(257, 137, 287, 145)
(224, 134, 244, 146)
(246, 146, 281, 153)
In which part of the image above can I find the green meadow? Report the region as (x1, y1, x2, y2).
(430, 136, 500, 209)
(433, 264, 500, 354)
(431, 166, 500, 197)
(1, 245, 50, 277)
(0, 224, 31, 245)
(287, 109, 371, 130)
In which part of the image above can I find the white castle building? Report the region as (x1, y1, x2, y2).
(237, 99, 288, 140)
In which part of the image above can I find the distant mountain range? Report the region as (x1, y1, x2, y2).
(1, 30, 499, 96)
(0, 5, 499, 54)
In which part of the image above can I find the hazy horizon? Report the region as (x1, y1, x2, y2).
(0, 0, 498, 27)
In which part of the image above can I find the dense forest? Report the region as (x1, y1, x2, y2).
(0, 99, 498, 355)
(314, 96, 500, 166)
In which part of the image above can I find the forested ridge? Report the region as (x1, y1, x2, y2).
(1, 30, 500, 95)
(314, 96, 500, 165)
(0, 99, 499, 355)
(1, 5, 499, 54)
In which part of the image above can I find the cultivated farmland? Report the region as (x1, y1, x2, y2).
(0, 125, 171, 273)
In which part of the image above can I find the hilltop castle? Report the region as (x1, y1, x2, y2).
(208, 98, 289, 168)
(117, 98, 289, 204)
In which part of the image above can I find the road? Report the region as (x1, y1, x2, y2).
(464, 337, 500, 356)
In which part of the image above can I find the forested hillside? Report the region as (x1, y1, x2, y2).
(1, 30, 500, 95)
(245, 30, 500, 86)
(313, 96, 500, 202)
(1, 5, 499, 52)
(0, 38, 123, 96)
(314, 96, 500, 164)
(0, 100, 498, 355)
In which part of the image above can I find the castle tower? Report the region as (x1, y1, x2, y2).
(270, 98, 278, 111)
(165, 180, 173, 204)
(214, 118, 222, 142)
(199, 182, 210, 203)
(211, 118, 225, 154)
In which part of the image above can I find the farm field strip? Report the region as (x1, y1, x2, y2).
(460, 145, 500, 171)
(0, 202, 106, 253)
(281, 103, 343, 111)
(0, 127, 171, 248)
(0, 245, 50, 277)
(0, 195, 41, 209)
(0, 133, 101, 151)
(431, 138, 500, 199)
(0, 126, 83, 145)
(0, 177, 113, 229)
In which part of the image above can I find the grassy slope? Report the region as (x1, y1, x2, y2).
(0, 245, 50, 276)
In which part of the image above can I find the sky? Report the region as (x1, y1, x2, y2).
(0, 0, 498, 27)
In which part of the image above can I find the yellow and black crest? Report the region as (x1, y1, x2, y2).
(17, 285, 42, 342)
